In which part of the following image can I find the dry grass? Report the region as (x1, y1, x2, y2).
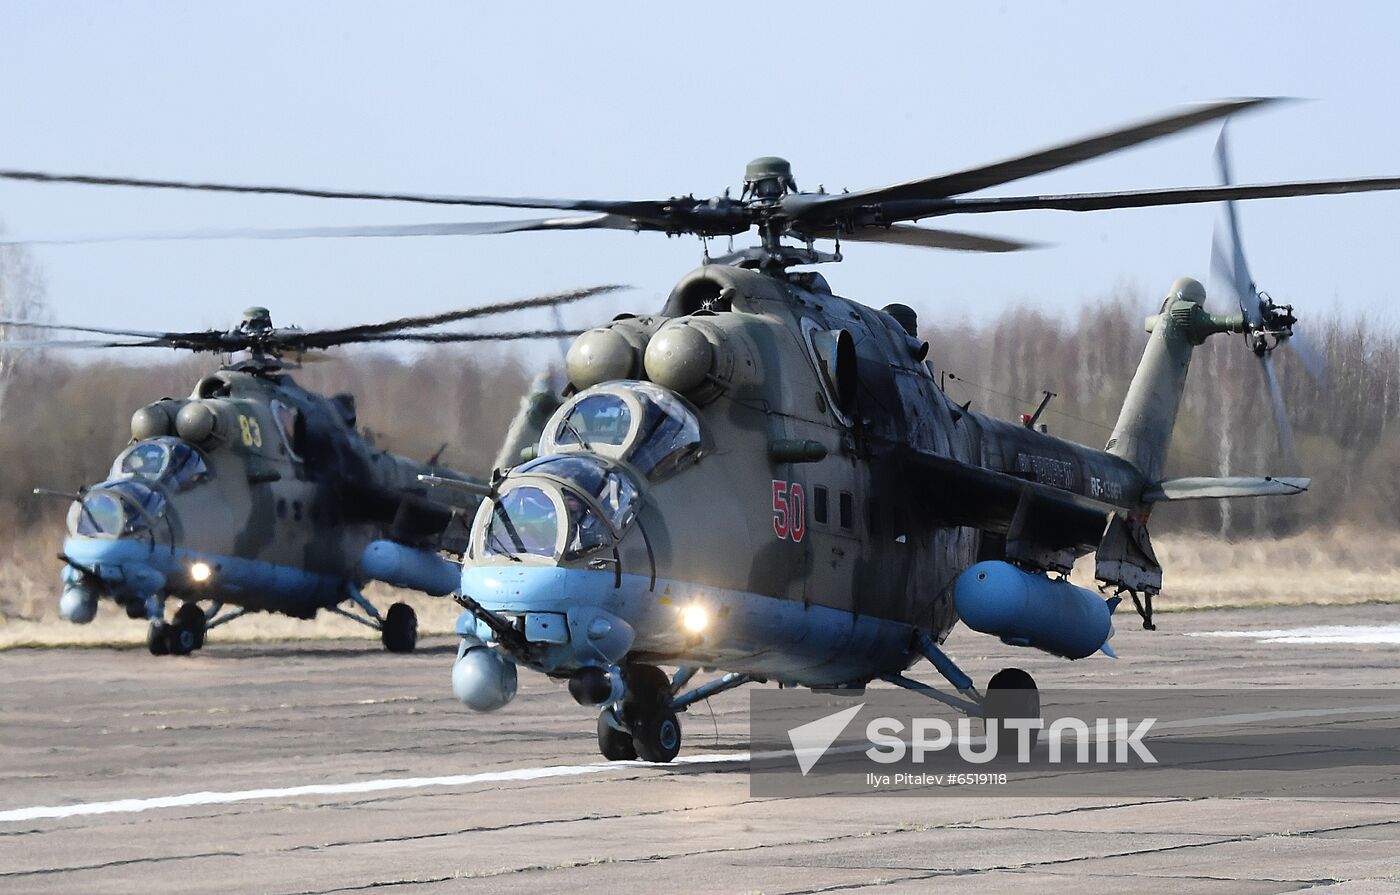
(1065, 525, 1400, 611)
(2, 527, 1396, 649)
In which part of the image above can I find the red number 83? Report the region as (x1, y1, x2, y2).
(771, 480, 806, 543)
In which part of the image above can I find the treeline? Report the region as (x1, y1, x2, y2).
(1, 283, 1396, 539)
(0, 348, 536, 533)
(925, 284, 1400, 535)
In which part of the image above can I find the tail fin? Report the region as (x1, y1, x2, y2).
(490, 372, 562, 472)
(1106, 277, 1242, 481)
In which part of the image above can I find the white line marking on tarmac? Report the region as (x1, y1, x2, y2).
(9, 700, 1398, 825)
(0, 751, 753, 824)
(1185, 624, 1400, 644)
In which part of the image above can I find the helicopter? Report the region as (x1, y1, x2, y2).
(2, 98, 1397, 759)
(0, 288, 616, 655)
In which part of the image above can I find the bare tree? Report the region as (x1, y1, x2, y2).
(0, 239, 47, 421)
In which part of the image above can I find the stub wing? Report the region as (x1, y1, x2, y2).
(903, 449, 1118, 553)
(1143, 476, 1310, 502)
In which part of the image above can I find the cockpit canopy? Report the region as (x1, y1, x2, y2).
(541, 381, 702, 482)
(67, 479, 168, 538)
(109, 436, 210, 491)
(476, 454, 640, 562)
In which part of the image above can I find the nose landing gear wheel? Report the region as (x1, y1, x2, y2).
(146, 621, 170, 656)
(597, 708, 638, 761)
(381, 602, 418, 653)
(171, 603, 207, 654)
(619, 664, 682, 763)
(631, 708, 682, 763)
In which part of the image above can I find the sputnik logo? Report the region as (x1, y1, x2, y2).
(787, 703, 864, 775)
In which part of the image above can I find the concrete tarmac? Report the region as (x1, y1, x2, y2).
(3, 603, 1400, 894)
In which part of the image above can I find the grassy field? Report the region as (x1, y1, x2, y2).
(1, 527, 1396, 650)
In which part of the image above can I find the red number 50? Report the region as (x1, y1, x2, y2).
(772, 480, 805, 543)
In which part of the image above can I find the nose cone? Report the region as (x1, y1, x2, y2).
(461, 565, 597, 612)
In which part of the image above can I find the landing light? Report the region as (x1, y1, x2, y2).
(681, 605, 708, 633)
(190, 561, 212, 584)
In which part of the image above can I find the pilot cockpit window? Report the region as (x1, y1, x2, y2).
(554, 394, 632, 449)
(68, 479, 169, 537)
(541, 382, 702, 483)
(625, 383, 702, 481)
(111, 437, 209, 491)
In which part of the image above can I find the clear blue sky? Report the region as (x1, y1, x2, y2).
(2, 1, 1397, 351)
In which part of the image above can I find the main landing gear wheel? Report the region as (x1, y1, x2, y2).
(621, 663, 682, 763)
(985, 667, 1041, 758)
(146, 621, 170, 656)
(597, 707, 638, 761)
(169, 603, 207, 655)
(381, 602, 418, 653)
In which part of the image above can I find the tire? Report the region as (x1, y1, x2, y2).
(631, 708, 682, 763)
(381, 602, 418, 653)
(172, 603, 206, 651)
(146, 621, 171, 656)
(597, 709, 638, 761)
(167, 623, 198, 656)
(622, 664, 671, 713)
(985, 668, 1040, 759)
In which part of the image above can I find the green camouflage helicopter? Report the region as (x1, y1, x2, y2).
(2, 98, 1397, 761)
(0, 290, 611, 655)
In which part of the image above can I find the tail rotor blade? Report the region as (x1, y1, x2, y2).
(1282, 328, 1327, 382)
(1213, 126, 1262, 325)
(1259, 355, 1298, 467)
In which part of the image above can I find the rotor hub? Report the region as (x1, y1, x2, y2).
(742, 156, 797, 202)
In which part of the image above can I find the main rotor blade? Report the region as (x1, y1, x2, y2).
(902, 176, 1400, 216)
(0, 215, 641, 246)
(0, 168, 666, 216)
(314, 329, 584, 346)
(298, 285, 624, 345)
(1259, 354, 1298, 467)
(0, 319, 177, 339)
(832, 224, 1039, 253)
(782, 98, 1279, 219)
(0, 337, 173, 350)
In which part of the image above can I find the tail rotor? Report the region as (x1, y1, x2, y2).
(1210, 125, 1325, 468)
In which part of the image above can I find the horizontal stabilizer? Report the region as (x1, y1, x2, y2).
(1143, 475, 1309, 502)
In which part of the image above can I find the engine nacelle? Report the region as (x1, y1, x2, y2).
(452, 637, 518, 712)
(359, 540, 460, 596)
(953, 560, 1119, 660)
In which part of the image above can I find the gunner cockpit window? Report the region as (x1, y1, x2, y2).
(482, 486, 558, 559)
(68, 480, 168, 538)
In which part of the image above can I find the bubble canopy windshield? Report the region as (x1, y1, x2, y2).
(110, 436, 209, 491)
(67, 479, 169, 538)
(541, 381, 702, 482)
(477, 454, 642, 562)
